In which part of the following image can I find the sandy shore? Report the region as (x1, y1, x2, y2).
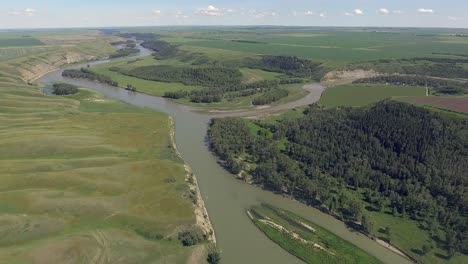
(168, 117, 217, 244)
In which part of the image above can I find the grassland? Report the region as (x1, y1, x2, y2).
(0, 37, 44, 47)
(0, 30, 209, 263)
(248, 204, 381, 264)
(318, 84, 426, 107)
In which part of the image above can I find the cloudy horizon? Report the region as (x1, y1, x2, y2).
(2, 0, 468, 29)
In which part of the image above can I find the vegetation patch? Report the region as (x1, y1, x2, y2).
(62, 67, 119, 86)
(142, 40, 179, 59)
(248, 204, 381, 264)
(109, 47, 139, 58)
(52, 83, 79, 95)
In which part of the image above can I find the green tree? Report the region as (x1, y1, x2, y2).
(361, 214, 374, 234)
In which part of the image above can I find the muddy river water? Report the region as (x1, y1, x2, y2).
(37, 45, 412, 264)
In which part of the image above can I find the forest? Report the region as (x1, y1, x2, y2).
(109, 47, 139, 58)
(353, 75, 468, 95)
(252, 88, 289, 105)
(62, 68, 119, 86)
(141, 40, 179, 59)
(208, 101, 468, 258)
(247, 55, 324, 80)
(351, 57, 468, 79)
(52, 83, 79, 95)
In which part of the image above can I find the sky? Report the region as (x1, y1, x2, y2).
(1, 0, 468, 29)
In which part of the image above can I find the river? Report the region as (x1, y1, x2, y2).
(37, 45, 412, 264)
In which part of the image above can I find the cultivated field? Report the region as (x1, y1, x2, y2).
(398, 96, 468, 114)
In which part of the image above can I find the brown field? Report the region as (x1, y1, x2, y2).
(401, 96, 468, 114)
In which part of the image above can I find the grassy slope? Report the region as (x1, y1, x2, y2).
(249, 205, 382, 264)
(0, 31, 202, 263)
(0, 30, 117, 81)
(318, 84, 426, 107)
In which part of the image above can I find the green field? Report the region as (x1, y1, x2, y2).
(163, 29, 468, 66)
(319, 84, 426, 107)
(248, 204, 382, 264)
(0, 37, 44, 47)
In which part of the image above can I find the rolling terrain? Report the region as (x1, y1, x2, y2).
(0, 31, 213, 264)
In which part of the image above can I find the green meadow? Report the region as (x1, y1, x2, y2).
(319, 84, 426, 107)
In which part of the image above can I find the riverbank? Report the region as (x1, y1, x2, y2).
(169, 117, 217, 244)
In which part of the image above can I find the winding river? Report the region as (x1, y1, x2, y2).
(37, 45, 412, 264)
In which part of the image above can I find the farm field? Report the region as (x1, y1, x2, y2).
(318, 84, 426, 107)
(398, 96, 468, 114)
(162, 28, 468, 66)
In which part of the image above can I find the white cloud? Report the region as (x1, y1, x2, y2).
(196, 5, 224, 16)
(319, 13, 326, 18)
(8, 8, 36, 17)
(378, 8, 390, 15)
(246, 9, 278, 19)
(354, 9, 364, 15)
(393, 10, 404, 14)
(417, 9, 434, 14)
(448, 16, 464, 21)
(305, 10, 315, 16)
(175, 11, 189, 19)
(152, 10, 161, 16)
(346, 9, 363, 16)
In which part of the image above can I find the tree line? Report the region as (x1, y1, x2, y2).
(247, 55, 324, 80)
(62, 68, 119, 86)
(207, 101, 468, 257)
(141, 40, 179, 59)
(353, 75, 468, 95)
(350, 57, 468, 79)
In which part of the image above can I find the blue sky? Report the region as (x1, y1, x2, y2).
(2, 0, 468, 29)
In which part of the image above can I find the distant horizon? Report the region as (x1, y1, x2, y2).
(2, 25, 468, 31)
(2, 0, 467, 29)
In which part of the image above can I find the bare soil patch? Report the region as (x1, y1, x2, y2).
(322, 69, 382, 87)
(404, 97, 468, 114)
